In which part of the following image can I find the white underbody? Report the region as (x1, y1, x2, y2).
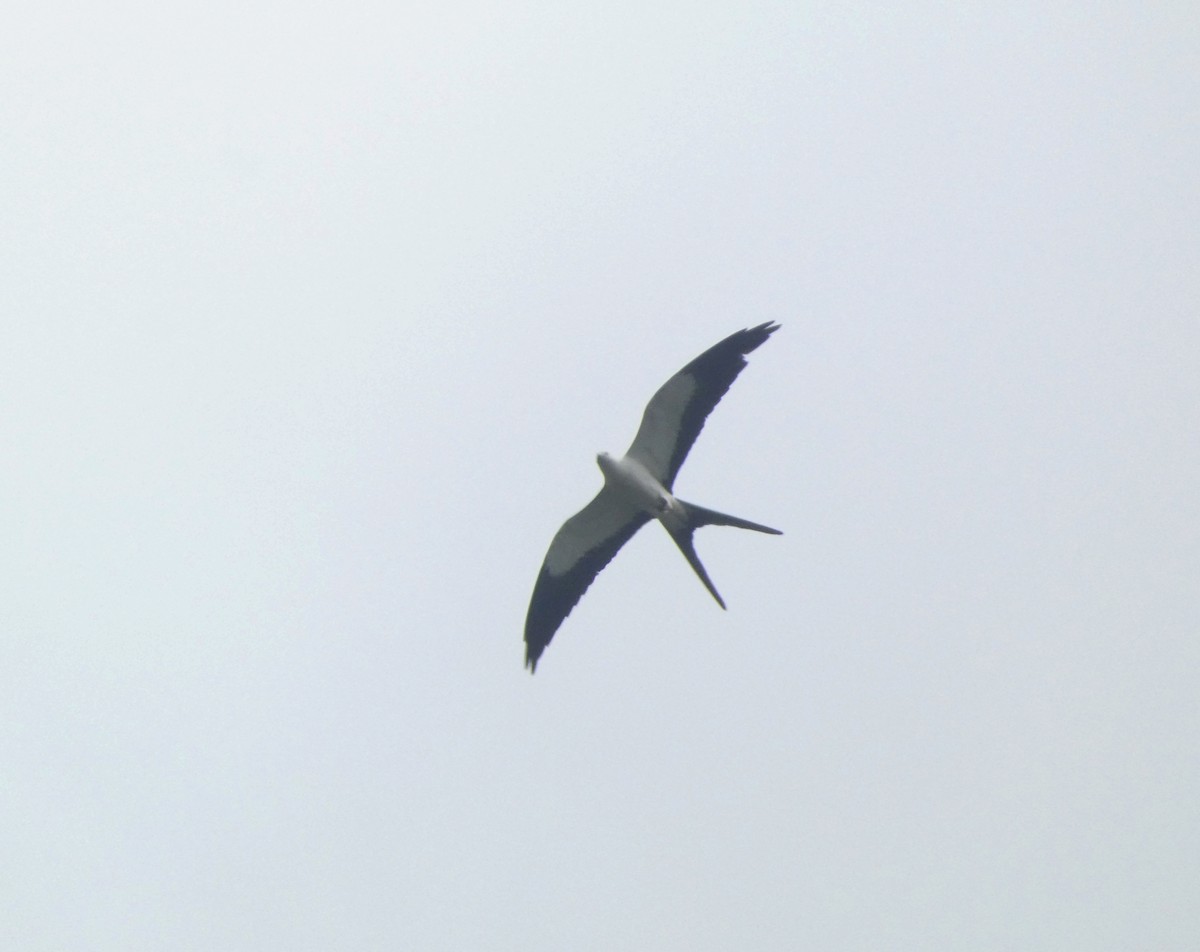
(596, 452, 686, 529)
(538, 370, 702, 581)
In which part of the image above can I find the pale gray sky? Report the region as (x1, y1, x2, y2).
(3, 3, 1198, 949)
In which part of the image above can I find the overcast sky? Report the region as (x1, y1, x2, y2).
(3, 3, 1198, 949)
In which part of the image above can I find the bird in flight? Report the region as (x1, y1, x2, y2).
(524, 322, 782, 672)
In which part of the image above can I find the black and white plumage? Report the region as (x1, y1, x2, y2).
(524, 322, 782, 672)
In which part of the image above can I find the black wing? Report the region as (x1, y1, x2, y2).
(625, 322, 779, 489)
(524, 489, 651, 672)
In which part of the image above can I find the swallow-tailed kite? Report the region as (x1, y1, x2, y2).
(524, 322, 782, 671)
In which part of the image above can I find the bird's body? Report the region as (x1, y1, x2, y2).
(596, 452, 675, 518)
(524, 322, 782, 671)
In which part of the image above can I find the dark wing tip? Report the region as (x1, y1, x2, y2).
(525, 636, 541, 672)
(690, 322, 779, 364)
(523, 567, 563, 675)
(733, 321, 781, 351)
(748, 320, 781, 340)
(680, 320, 780, 380)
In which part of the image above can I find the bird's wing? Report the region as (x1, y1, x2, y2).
(524, 488, 650, 672)
(625, 322, 779, 489)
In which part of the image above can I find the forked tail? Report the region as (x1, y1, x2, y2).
(663, 500, 782, 609)
(680, 500, 783, 536)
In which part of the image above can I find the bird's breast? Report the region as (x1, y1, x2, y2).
(600, 454, 674, 515)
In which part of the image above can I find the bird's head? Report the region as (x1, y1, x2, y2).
(596, 451, 615, 477)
